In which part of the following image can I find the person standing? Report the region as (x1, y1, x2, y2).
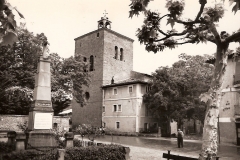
(177, 129, 184, 148)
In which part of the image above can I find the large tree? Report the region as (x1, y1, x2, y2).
(172, 53, 214, 124)
(0, 28, 90, 115)
(0, 1, 90, 115)
(144, 54, 213, 135)
(50, 53, 90, 114)
(0, 28, 46, 114)
(144, 66, 180, 136)
(129, 0, 240, 158)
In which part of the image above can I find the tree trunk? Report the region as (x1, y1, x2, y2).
(199, 43, 229, 159)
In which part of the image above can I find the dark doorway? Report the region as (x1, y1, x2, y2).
(236, 122, 240, 145)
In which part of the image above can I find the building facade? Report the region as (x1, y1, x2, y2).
(102, 72, 158, 133)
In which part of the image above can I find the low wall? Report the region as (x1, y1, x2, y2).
(183, 119, 203, 135)
(0, 115, 70, 132)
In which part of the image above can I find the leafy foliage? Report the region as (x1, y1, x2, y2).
(0, 28, 45, 114)
(129, 0, 240, 53)
(17, 120, 28, 132)
(0, 0, 24, 46)
(144, 54, 213, 126)
(129, 0, 240, 158)
(0, 28, 89, 115)
(75, 124, 102, 142)
(65, 145, 127, 160)
(51, 126, 68, 149)
(0, 141, 15, 154)
(1, 149, 58, 160)
(230, 0, 240, 13)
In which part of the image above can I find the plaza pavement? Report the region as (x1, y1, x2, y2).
(75, 135, 240, 160)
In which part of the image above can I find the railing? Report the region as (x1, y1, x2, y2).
(162, 150, 220, 160)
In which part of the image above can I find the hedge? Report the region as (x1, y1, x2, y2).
(1, 149, 58, 160)
(1, 144, 127, 160)
(65, 144, 126, 160)
(0, 142, 15, 154)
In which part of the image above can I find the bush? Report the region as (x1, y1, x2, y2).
(65, 144, 126, 160)
(1, 149, 58, 160)
(73, 139, 83, 147)
(0, 142, 15, 153)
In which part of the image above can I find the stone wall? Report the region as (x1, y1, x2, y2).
(182, 119, 203, 135)
(0, 115, 70, 131)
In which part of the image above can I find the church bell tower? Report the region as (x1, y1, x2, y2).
(72, 13, 134, 127)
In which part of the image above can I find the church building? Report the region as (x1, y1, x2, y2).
(72, 15, 158, 133)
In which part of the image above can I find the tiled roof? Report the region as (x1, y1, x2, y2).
(74, 28, 134, 42)
(102, 78, 149, 88)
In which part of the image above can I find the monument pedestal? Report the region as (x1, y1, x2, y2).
(27, 52, 56, 148)
(26, 130, 57, 148)
(27, 100, 56, 148)
(28, 100, 53, 131)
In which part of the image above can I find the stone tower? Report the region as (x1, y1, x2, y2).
(72, 15, 134, 127)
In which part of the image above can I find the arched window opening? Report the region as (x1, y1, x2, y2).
(90, 55, 94, 71)
(85, 92, 90, 100)
(97, 33, 99, 37)
(114, 46, 118, 59)
(120, 48, 123, 61)
(83, 57, 87, 62)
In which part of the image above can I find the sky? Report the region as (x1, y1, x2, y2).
(8, 0, 240, 74)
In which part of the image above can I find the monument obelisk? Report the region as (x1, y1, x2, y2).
(27, 42, 55, 147)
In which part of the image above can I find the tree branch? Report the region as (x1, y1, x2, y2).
(155, 29, 188, 42)
(208, 23, 221, 44)
(158, 14, 170, 22)
(172, 15, 202, 26)
(195, 2, 206, 21)
(156, 27, 168, 36)
(205, 35, 216, 44)
(174, 38, 197, 45)
(225, 31, 240, 44)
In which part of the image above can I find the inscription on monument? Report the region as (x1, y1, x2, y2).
(34, 113, 53, 129)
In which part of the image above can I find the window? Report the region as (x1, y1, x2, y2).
(113, 105, 117, 112)
(102, 106, 105, 113)
(118, 104, 122, 112)
(120, 48, 123, 61)
(116, 122, 120, 129)
(90, 55, 94, 71)
(53, 123, 58, 129)
(83, 57, 87, 62)
(113, 104, 122, 112)
(128, 86, 133, 93)
(113, 88, 117, 95)
(114, 46, 118, 59)
(85, 92, 90, 100)
(97, 33, 99, 37)
(80, 42, 81, 47)
(146, 85, 152, 93)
